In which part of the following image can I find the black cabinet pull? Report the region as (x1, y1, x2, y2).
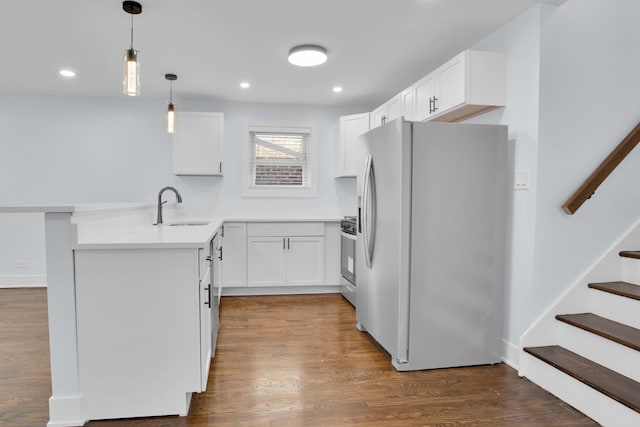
(204, 284, 211, 307)
(287, 238, 290, 250)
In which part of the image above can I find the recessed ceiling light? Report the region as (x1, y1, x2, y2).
(240, 82, 250, 89)
(288, 45, 327, 67)
(59, 69, 76, 78)
(333, 86, 343, 93)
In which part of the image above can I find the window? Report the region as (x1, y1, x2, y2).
(243, 122, 317, 197)
(251, 132, 307, 187)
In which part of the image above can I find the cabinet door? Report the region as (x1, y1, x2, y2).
(386, 93, 403, 122)
(247, 237, 286, 287)
(413, 72, 437, 121)
(401, 88, 413, 121)
(336, 113, 370, 177)
(199, 248, 212, 391)
(172, 112, 224, 176)
(286, 236, 325, 286)
(371, 105, 387, 128)
(222, 223, 247, 287)
(436, 51, 467, 114)
(212, 232, 222, 290)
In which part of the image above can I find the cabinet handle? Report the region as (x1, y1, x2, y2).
(287, 238, 290, 250)
(219, 162, 222, 174)
(283, 238, 285, 250)
(432, 96, 438, 112)
(206, 256, 212, 262)
(428, 97, 433, 114)
(217, 246, 223, 261)
(381, 115, 386, 125)
(204, 284, 211, 307)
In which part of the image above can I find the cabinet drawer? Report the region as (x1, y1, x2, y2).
(246, 222, 324, 237)
(198, 246, 212, 281)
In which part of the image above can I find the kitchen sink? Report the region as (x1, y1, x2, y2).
(167, 221, 210, 226)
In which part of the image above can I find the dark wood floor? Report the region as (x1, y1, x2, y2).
(1, 289, 597, 426)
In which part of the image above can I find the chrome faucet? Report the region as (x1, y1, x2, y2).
(156, 186, 183, 225)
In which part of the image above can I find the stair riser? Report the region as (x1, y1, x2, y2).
(557, 322, 640, 383)
(522, 353, 640, 426)
(589, 289, 640, 330)
(620, 258, 640, 284)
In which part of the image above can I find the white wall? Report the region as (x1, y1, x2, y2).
(465, 4, 554, 347)
(532, 0, 640, 321)
(0, 96, 363, 278)
(468, 0, 640, 353)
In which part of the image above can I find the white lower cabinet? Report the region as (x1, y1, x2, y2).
(246, 222, 325, 287)
(74, 242, 216, 421)
(246, 236, 287, 287)
(221, 223, 247, 287)
(286, 236, 325, 286)
(247, 235, 325, 287)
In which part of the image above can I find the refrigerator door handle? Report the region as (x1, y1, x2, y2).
(362, 155, 376, 268)
(367, 157, 377, 267)
(362, 155, 372, 268)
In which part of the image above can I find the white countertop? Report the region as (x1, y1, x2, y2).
(74, 217, 224, 250)
(0, 202, 152, 214)
(2, 203, 345, 250)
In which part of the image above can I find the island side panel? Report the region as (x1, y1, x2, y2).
(74, 248, 201, 421)
(44, 211, 84, 426)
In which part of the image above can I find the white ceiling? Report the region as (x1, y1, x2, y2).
(1, 0, 564, 108)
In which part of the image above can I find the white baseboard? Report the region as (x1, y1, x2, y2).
(47, 394, 85, 427)
(502, 339, 520, 370)
(221, 285, 341, 296)
(0, 275, 47, 288)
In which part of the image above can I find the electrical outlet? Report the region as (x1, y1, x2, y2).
(15, 260, 29, 269)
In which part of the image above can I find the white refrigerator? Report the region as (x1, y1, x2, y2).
(356, 118, 508, 371)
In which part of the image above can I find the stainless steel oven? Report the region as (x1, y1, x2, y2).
(340, 216, 356, 306)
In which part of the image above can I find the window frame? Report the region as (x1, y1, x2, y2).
(242, 121, 318, 198)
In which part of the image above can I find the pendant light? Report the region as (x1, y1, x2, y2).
(165, 74, 177, 133)
(123, 1, 142, 96)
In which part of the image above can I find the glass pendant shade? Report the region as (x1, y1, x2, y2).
(167, 103, 176, 134)
(123, 48, 140, 96)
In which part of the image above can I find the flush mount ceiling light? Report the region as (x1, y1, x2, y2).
(288, 45, 327, 67)
(165, 73, 177, 134)
(333, 86, 343, 93)
(240, 82, 250, 89)
(123, 1, 142, 96)
(59, 69, 76, 78)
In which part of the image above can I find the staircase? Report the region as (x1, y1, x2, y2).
(521, 252, 640, 426)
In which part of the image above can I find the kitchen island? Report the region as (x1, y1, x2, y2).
(0, 204, 343, 426)
(0, 204, 222, 426)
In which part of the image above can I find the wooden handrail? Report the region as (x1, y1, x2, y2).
(562, 121, 640, 215)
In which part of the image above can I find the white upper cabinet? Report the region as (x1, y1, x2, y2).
(371, 92, 403, 128)
(413, 50, 506, 122)
(172, 112, 224, 176)
(401, 87, 414, 122)
(335, 112, 371, 178)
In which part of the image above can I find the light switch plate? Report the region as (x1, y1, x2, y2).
(514, 170, 529, 190)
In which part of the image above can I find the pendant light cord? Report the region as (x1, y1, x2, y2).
(169, 81, 173, 103)
(130, 14, 134, 49)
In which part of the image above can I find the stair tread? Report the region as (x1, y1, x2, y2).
(589, 281, 640, 301)
(524, 345, 640, 413)
(619, 251, 640, 259)
(556, 313, 640, 351)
